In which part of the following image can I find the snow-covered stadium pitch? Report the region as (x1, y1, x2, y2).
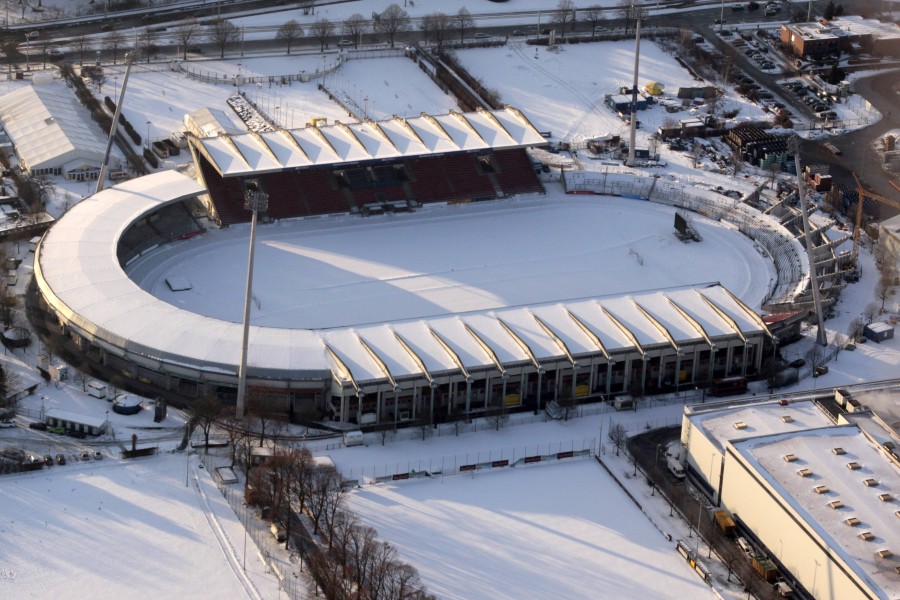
(128, 193, 774, 329)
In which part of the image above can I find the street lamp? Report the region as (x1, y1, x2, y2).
(235, 180, 269, 420)
(145, 120, 151, 150)
(24, 31, 35, 72)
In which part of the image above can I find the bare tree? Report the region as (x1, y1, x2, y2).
(875, 272, 894, 311)
(608, 423, 627, 456)
(730, 147, 744, 177)
(553, 0, 578, 37)
(188, 395, 222, 452)
(138, 29, 157, 63)
(25, 173, 55, 213)
(847, 316, 864, 340)
(831, 332, 848, 361)
(618, 1, 648, 36)
(805, 345, 825, 375)
(0, 291, 17, 329)
(344, 13, 367, 48)
(863, 301, 880, 323)
(174, 19, 200, 61)
(104, 31, 125, 65)
(308, 19, 335, 53)
(70, 34, 92, 67)
(421, 12, 451, 50)
(306, 466, 343, 536)
(584, 5, 605, 39)
(691, 143, 702, 168)
(375, 3, 410, 48)
(276, 19, 303, 55)
(207, 18, 240, 59)
(451, 7, 475, 43)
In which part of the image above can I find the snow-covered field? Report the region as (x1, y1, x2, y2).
(0, 454, 281, 600)
(128, 193, 773, 328)
(456, 41, 768, 144)
(347, 459, 716, 600)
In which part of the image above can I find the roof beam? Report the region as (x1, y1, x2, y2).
(666, 296, 715, 350)
(220, 136, 253, 171)
(427, 326, 470, 381)
(597, 303, 644, 358)
(476, 107, 513, 141)
(393, 115, 427, 147)
(249, 131, 280, 164)
(307, 123, 340, 157)
(356, 333, 398, 391)
(366, 119, 401, 153)
(503, 105, 542, 136)
(461, 319, 505, 376)
(719, 287, 772, 339)
(450, 109, 487, 144)
(420, 113, 459, 150)
(565, 309, 610, 360)
(497, 318, 542, 372)
(335, 121, 372, 159)
(531, 312, 576, 366)
(632, 301, 680, 354)
(392, 330, 433, 385)
(324, 343, 358, 393)
(280, 129, 311, 162)
(698, 292, 747, 344)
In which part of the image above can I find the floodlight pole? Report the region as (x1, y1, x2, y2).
(236, 183, 268, 420)
(96, 52, 135, 194)
(625, 15, 641, 168)
(791, 137, 827, 347)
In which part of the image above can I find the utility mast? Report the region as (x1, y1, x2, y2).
(625, 9, 642, 168)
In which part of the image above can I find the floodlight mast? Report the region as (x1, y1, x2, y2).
(235, 182, 269, 420)
(625, 13, 641, 168)
(791, 137, 827, 347)
(96, 52, 135, 194)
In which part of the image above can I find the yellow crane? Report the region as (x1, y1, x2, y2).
(851, 173, 900, 264)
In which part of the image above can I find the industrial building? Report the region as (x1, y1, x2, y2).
(780, 16, 900, 58)
(681, 397, 900, 600)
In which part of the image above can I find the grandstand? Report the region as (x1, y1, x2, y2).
(189, 107, 546, 226)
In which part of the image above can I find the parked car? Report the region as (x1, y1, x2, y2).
(789, 358, 806, 368)
(544, 400, 563, 420)
(474, 32, 489, 39)
(48, 426, 65, 434)
(337, 39, 354, 47)
(55, 454, 66, 465)
(43, 455, 54, 466)
(68, 430, 87, 439)
(0, 419, 15, 428)
(29, 422, 48, 431)
(80, 451, 91, 461)
(93, 451, 103, 460)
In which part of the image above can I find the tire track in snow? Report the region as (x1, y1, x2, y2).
(189, 463, 263, 600)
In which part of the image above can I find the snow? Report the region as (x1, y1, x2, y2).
(347, 459, 717, 600)
(455, 40, 767, 144)
(0, 453, 281, 600)
(129, 194, 773, 328)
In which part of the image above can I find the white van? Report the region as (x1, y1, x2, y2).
(270, 522, 287, 542)
(613, 395, 634, 411)
(343, 430, 365, 447)
(667, 457, 686, 480)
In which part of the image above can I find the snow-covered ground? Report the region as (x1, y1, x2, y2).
(128, 193, 773, 328)
(456, 40, 768, 144)
(348, 459, 716, 600)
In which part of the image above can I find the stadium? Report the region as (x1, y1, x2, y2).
(33, 107, 798, 426)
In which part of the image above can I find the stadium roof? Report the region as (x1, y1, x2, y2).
(731, 425, 900, 599)
(0, 82, 107, 172)
(36, 171, 768, 388)
(192, 106, 547, 177)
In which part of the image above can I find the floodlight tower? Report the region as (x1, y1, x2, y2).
(235, 181, 269, 420)
(625, 7, 642, 168)
(790, 137, 827, 347)
(96, 52, 135, 194)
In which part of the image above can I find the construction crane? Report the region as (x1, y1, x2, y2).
(851, 173, 900, 264)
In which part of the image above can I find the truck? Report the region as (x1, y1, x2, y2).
(714, 510, 736, 536)
(752, 554, 778, 582)
(667, 456, 686, 480)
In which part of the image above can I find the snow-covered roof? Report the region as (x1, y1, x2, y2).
(184, 107, 240, 138)
(732, 426, 900, 599)
(192, 106, 546, 177)
(689, 400, 835, 452)
(45, 409, 107, 428)
(36, 171, 767, 389)
(0, 82, 107, 172)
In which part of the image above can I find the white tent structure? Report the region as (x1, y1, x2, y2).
(0, 82, 108, 180)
